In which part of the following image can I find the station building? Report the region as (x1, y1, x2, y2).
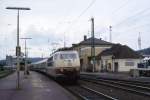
(72, 36, 113, 72)
(96, 44, 142, 72)
(5, 55, 28, 69)
(5, 55, 16, 68)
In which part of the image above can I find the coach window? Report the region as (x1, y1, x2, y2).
(47, 57, 53, 67)
(54, 54, 58, 60)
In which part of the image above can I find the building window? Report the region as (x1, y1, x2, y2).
(125, 61, 134, 66)
(79, 48, 81, 56)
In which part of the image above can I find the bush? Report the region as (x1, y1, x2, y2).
(0, 66, 4, 71)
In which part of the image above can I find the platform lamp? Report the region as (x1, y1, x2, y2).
(6, 7, 31, 89)
(20, 37, 32, 77)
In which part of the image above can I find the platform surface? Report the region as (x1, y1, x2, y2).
(0, 71, 77, 100)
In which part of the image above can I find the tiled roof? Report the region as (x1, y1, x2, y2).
(97, 44, 142, 59)
(73, 37, 113, 47)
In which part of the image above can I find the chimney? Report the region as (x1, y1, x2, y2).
(84, 35, 87, 41)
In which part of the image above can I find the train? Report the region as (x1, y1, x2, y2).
(31, 50, 80, 81)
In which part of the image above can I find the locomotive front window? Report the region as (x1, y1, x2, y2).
(60, 53, 77, 59)
(54, 54, 58, 60)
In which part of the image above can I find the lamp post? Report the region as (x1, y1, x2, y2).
(6, 7, 30, 89)
(20, 38, 32, 77)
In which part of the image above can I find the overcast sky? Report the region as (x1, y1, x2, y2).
(0, 0, 150, 59)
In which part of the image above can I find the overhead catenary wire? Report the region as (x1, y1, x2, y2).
(109, 6, 150, 40)
(54, 0, 75, 31)
(63, 0, 96, 34)
(57, 0, 96, 47)
(74, 0, 96, 22)
(109, 0, 150, 32)
(111, 0, 131, 15)
(119, 23, 150, 33)
(94, 0, 132, 40)
(95, 0, 132, 29)
(114, 7, 150, 27)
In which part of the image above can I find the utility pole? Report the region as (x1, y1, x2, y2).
(91, 17, 95, 72)
(6, 7, 30, 89)
(138, 32, 141, 50)
(64, 33, 66, 48)
(20, 38, 32, 77)
(109, 26, 112, 42)
(138, 32, 142, 63)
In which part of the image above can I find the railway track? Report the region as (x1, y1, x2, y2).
(80, 77, 150, 97)
(35, 71, 150, 99)
(35, 70, 117, 100)
(80, 74, 150, 87)
(64, 84, 118, 100)
(110, 79, 150, 88)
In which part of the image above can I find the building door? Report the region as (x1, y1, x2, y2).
(88, 57, 92, 72)
(105, 60, 108, 71)
(108, 63, 111, 72)
(80, 59, 83, 71)
(114, 62, 118, 72)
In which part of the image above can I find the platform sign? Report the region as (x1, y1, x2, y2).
(16, 46, 21, 56)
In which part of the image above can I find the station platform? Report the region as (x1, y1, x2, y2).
(0, 71, 77, 100)
(80, 72, 150, 82)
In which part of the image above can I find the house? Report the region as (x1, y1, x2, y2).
(72, 35, 113, 72)
(97, 44, 142, 72)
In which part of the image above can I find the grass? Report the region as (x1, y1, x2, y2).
(0, 70, 14, 78)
